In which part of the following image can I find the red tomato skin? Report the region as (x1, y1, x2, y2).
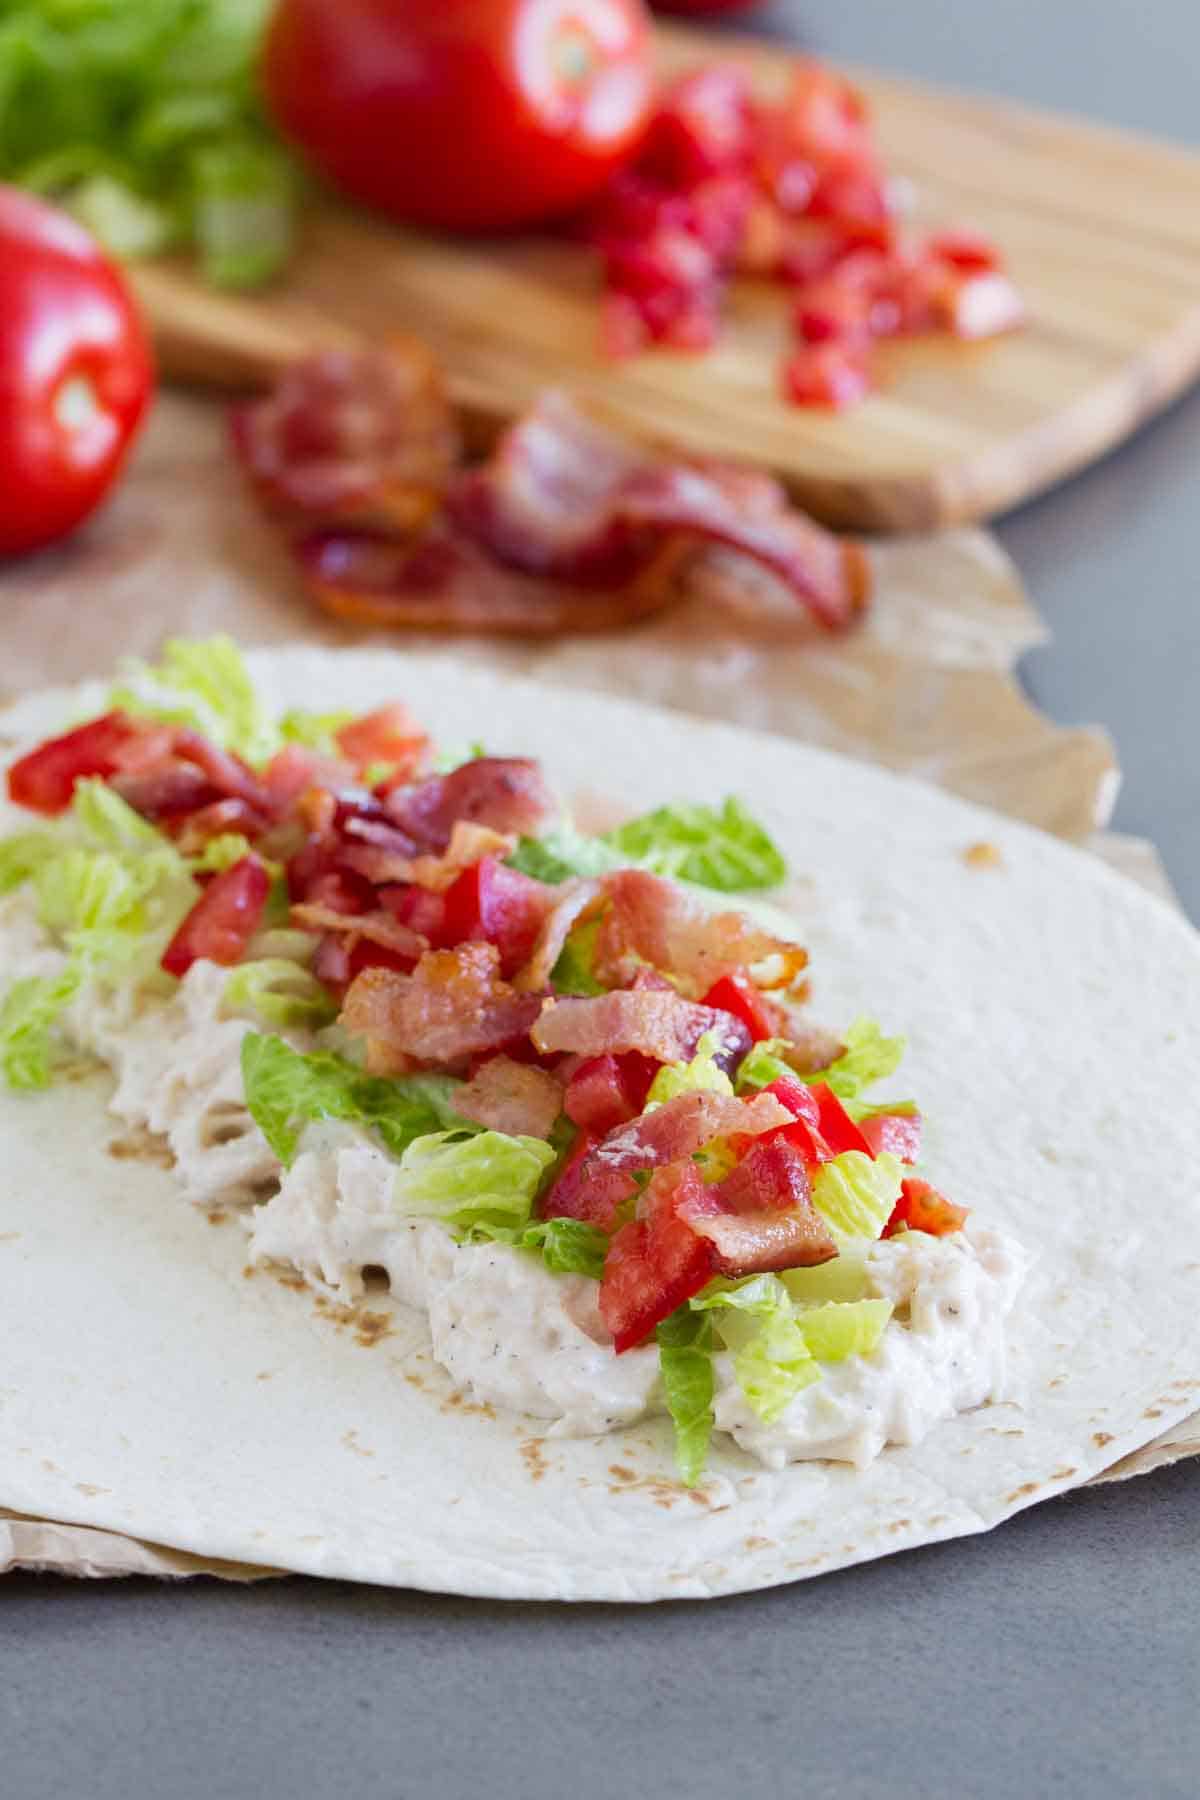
(885, 1177, 969, 1238)
(7, 711, 142, 815)
(262, 0, 654, 233)
(807, 1082, 874, 1158)
(438, 856, 550, 975)
(599, 1164, 716, 1352)
(161, 857, 271, 978)
(700, 970, 778, 1043)
(859, 1111, 923, 1164)
(0, 187, 153, 557)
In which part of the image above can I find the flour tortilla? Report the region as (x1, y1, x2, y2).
(2, 646, 1198, 1602)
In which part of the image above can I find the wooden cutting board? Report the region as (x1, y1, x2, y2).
(131, 22, 1200, 531)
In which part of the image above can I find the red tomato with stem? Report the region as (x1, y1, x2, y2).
(0, 187, 153, 558)
(262, 0, 655, 233)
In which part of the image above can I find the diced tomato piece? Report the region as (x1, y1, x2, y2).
(7, 711, 145, 815)
(641, 67, 755, 187)
(885, 1176, 968, 1238)
(937, 270, 1026, 341)
(699, 970, 777, 1044)
(762, 1075, 821, 1127)
(783, 343, 871, 409)
(808, 1082, 873, 1157)
(807, 165, 892, 240)
(793, 276, 875, 345)
(541, 1131, 636, 1230)
(380, 882, 446, 939)
(599, 1164, 716, 1353)
(161, 856, 270, 978)
(563, 1051, 659, 1136)
(859, 1110, 923, 1163)
(927, 229, 1002, 274)
(686, 172, 755, 264)
(708, 1135, 811, 1215)
(438, 856, 551, 976)
(335, 704, 429, 780)
(262, 744, 332, 812)
(779, 60, 875, 169)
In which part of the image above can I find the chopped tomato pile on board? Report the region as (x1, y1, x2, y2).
(8, 688, 967, 1354)
(580, 60, 1025, 407)
(234, 354, 870, 635)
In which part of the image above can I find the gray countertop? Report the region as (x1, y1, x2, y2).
(7, 5, 1198, 1796)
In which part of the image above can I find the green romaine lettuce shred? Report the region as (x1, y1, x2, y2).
(509, 797, 787, 895)
(461, 1216, 609, 1280)
(645, 1028, 734, 1107)
(0, 0, 295, 287)
(656, 1307, 715, 1488)
(390, 1131, 558, 1233)
(224, 960, 337, 1031)
(811, 1151, 904, 1243)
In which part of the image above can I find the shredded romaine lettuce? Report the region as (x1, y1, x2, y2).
(733, 1037, 795, 1093)
(278, 709, 353, 756)
(224, 960, 336, 1031)
(780, 1253, 872, 1305)
(811, 1150, 903, 1242)
(0, 0, 295, 287)
(189, 832, 255, 874)
(460, 1216, 609, 1280)
(109, 635, 280, 765)
(391, 1130, 557, 1233)
(509, 796, 786, 895)
(795, 1299, 893, 1363)
(604, 796, 787, 892)
(645, 1029, 734, 1107)
(0, 831, 59, 895)
(0, 968, 83, 1091)
(807, 1018, 905, 1101)
(656, 1307, 715, 1488)
(240, 1034, 478, 1167)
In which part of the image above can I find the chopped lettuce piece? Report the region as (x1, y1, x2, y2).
(191, 137, 293, 288)
(733, 1036, 795, 1094)
(391, 1130, 557, 1233)
(808, 1018, 904, 1101)
(0, 967, 82, 1091)
(189, 832, 255, 874)
(605, 796, 787, 892)
(796, 1299, 893, 1363)
(656, 1306, 715, 1488)
(510, 797, 787, 895)
(646, 1029, 734, 1107)
(507, 828, 622, 886)
(463, 1216, 609, 1280)
(0, 831, 59, 895)
(732, 1312, 821, 1424)
(691, 1272, 791, 1315)
(278, 709, 353, 755)
(240, 1034, 477, 1167)
(0, 0, 294, 288)
(811, 1150, 903, 1242)
(109, 635, 279, 765)
(780, 1253, 871, 1306)
(225, 960, 336, 1031)
(71, 779, 165, 853)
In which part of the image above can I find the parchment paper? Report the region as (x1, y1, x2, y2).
(0, 393, 1189, 1582)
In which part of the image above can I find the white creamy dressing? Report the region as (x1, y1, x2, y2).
(0, 889, 1029, 1469)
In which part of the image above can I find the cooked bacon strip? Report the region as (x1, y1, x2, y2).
(452, 1057, 563, 1140)
(594, 869, 808, 996)
(174, 798, 267, 852)
(590, 1089, 791, 1172)
(299, 522, 694, 636)
(291, 903, 427, 959)
(685, 1204, 838, 1275)
(450, 393, 869, 630)
(382, 757, 558, 852)
(531, 990, 739, 1064)
(512, 878, 603, 993)
(341, 943, 542, 1073)
(341, 820, 517, 893)
(773, 1023, 847, 1075)
(680, 1138, 838, 1275)
(230, 340, 458, 534)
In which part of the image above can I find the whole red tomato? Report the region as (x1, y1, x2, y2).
(0, 187, 154, 558)
(262, 0, 655, 232)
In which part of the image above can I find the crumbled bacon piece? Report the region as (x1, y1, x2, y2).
(680, 1137, 839, 1275)
(341, 943, 542, 1073)
(530, 989, 739, 1064)
(590, 1089, 791, 1173)
(290, 903, 427, 961)
(382, 757, 558, 852)
(594, 868, 808, 996)
(512, 878, 603, 993)
(344, 820, 518, 893)
(230, 339, 458, 534)
(451, 1056, 563, 1140)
